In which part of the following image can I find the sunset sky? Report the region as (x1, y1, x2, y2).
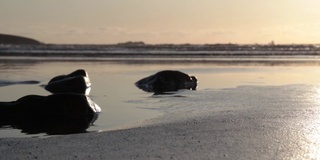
(1, 0, 320, 44)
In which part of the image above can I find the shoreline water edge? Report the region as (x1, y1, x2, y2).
(1, 45, 320, 158)
(1, 84, 320, 159)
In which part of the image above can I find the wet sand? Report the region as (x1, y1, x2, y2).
(1, 84, 319, 159)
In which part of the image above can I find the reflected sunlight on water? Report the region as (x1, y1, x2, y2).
(2, 59, 320, 138)
(304, 86, 320, 159)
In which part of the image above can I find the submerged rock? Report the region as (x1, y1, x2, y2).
(135, 70, 198, 94)
(0, 80, 40, 87)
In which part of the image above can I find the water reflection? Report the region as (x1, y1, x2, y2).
(135, 70, 198, 94)
(0, 69, 100, 135)
(303, 86, 320, 159)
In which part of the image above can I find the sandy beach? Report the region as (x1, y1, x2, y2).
(1, 84, 319, 159)
(3, 0, 320, 159)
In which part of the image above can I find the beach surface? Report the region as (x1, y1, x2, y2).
(1, 84, 319, 159)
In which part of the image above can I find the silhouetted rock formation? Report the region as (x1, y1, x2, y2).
(0, 93, 101, 135)
(0, 33, 42, 45)
(45, 69, 91, 95)
(135, 70, 198, 94)
(0, 69, 101, 135)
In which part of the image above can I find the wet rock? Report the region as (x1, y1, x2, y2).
(135, 70, 197, 94)
(45, 69, 91, 95)
(0, 93, 100, 135)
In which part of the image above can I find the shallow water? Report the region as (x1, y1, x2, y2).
(1, 58, 320, 138)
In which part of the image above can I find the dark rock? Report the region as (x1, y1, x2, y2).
(0, 93, 100, 135)
(135, 70, 197, 94)
(45, 69, 91, 95)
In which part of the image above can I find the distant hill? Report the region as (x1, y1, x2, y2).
(0, 33, 42, 45)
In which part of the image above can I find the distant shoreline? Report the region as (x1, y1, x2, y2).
(1, 43, 320, 66)
(1, 43, 320, 57)
(2, 55, 320, 67)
